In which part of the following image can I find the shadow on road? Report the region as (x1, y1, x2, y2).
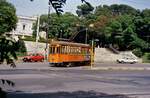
(8, 90, 131, 98)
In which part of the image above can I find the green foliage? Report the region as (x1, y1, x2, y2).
(95, 5, 111, 16)
(33, 12, 79, 39)
(95, 4, 138, 16)
(76, 3, 94, 17)
(132, 48, 143, 57)
(103, 15, 136, 50)
(0, 0, 18, 67)
(17, 39, 27, 53)
(21, 36, 36, 42)
(20, 35, 46, 43)
(0, 36, 19, 65)
(0, 0, 17, 35)
(142, 9, 150, 17)
(143, 53, 150, 63)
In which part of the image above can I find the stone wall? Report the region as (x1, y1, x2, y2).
(24, 41, 46, 54)
(94, 48, 142, 63)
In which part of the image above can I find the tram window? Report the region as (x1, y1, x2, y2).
(82, 48, 85, 54)
(70, 47, 73, 54)
(60, 46, 62, 53)
(61, 46, 63, 54)
(59, 46, 61, 54)
(67, 46, 69, 54)
(68, 46, 70, 54)
(75, 47, 77, 54)
(56, 47, 60, 53)
(85, 48, 87, 54)
(49, 47, 52, 54)
(51, 47, 53, 54)
(72, 47, 74, 54)
(52, 47, 55, 54)
(64, 46, 67, 54)
(61, 46, 65, 54)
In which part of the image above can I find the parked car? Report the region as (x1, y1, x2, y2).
(116, 57, 138, 64)
(23, 53, 44, 62)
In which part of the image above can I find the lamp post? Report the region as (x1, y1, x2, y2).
(89, 24, 94, 68)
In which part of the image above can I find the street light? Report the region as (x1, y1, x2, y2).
(85, 24, 94, 44)
(88, 24, 94, 68)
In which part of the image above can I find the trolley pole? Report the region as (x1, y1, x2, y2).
(85, 28, 88, 44)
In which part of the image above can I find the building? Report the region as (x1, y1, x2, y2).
(10, 15, 37, 36)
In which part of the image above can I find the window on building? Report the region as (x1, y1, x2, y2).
(23, 24, 26, 30)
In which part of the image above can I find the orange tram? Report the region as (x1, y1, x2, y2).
(48, 40, 92, 67)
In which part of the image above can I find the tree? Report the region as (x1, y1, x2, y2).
(0, 0, 17, 35)
(0, 0, 18, 65)
(95, 4, 138, 16)
(33, 12, 80, 39)
(104, 15, 137, 50)
(134, 9, 150, 44)
(95, 5, 111, 16)
(76, 3, 94, 17)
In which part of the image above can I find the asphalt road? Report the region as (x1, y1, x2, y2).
(1, 62, 150, 98)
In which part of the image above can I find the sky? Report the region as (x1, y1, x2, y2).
(8, 0, 150, 16)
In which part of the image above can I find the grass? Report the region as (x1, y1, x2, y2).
(142, 53, 150, 63)
(19, 35, 46, 43)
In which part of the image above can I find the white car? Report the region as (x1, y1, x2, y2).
(116, 57, 138, 64)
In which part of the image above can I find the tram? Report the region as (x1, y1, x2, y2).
(48, 40, 91, 67)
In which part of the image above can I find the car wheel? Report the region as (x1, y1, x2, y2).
(23, 58, 27, 62)
(131, 61, 136, 64)
(29, 59, 33, 62)
(41, 59, 44, 62)
(121, 61, 124, 64)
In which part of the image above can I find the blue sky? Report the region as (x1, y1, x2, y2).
(8, 0, 150, 16)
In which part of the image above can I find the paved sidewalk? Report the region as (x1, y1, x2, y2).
(85, 63, 150, 71)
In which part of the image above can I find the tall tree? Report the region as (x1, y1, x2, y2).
(33, 12, 79, 39)
(0, 0, 18, 65)
(76, 3, 94, 17)
(0, 0, 17, 35)
(95, 4, 138, 16)
(104, 15, 137, 50)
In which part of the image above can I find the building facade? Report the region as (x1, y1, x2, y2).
(11, 15, 37, 36)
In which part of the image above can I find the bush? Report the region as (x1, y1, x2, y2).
(142, 53, 150, 63)
(132, 48, 143, 57)
(21, 36, 36, 42)
(20, 35, 46, 43)
(17, 39, 27, 53)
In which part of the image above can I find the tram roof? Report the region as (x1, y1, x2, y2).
(50, 41, 90, 48)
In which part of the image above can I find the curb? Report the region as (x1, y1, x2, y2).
(84, 67, 150, 71)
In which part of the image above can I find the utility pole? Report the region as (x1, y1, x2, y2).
(45, 0, 51, 61)
(35, 15, 40, 53)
